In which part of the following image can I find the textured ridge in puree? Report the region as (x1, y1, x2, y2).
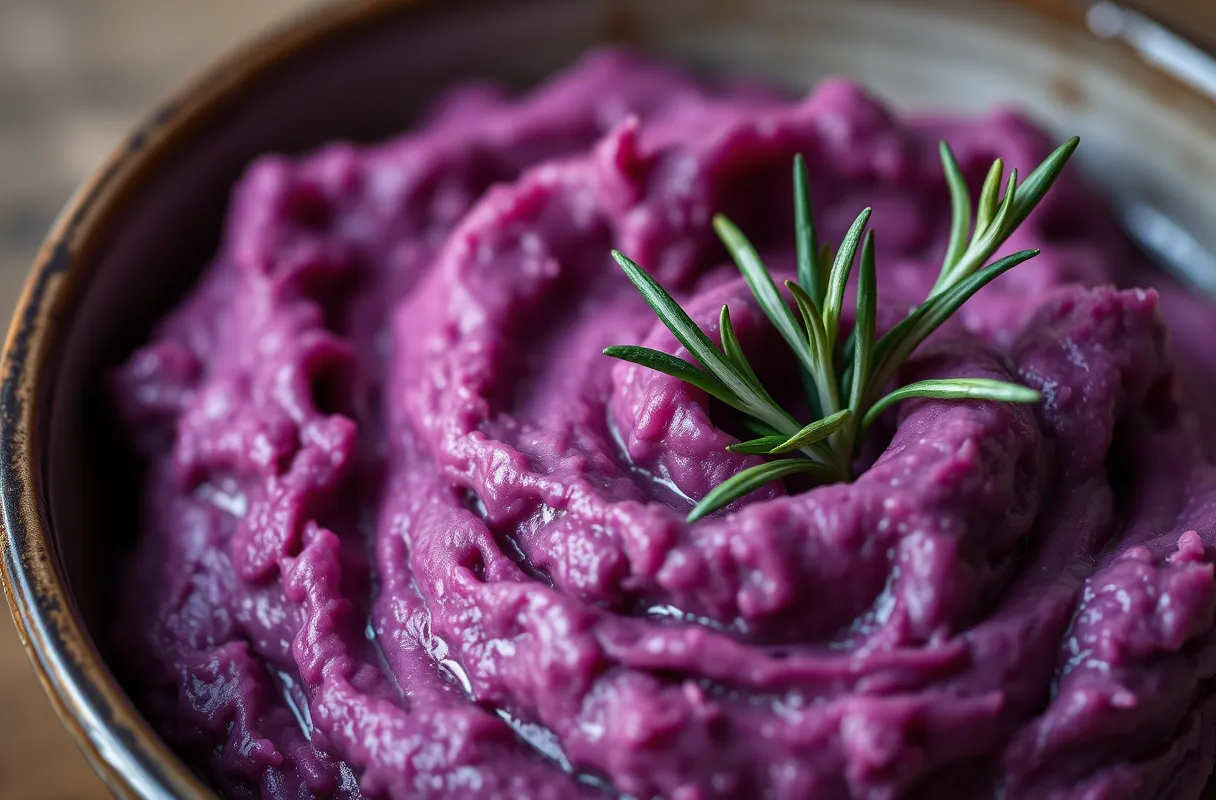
(109, 51, 1216, 799)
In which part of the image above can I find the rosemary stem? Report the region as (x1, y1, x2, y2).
(605, 137, 1077, 521)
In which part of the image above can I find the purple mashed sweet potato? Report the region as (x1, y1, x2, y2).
(109, 51, 1216, 799)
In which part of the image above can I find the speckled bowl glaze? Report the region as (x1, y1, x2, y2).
(3, 1, 1216, 797)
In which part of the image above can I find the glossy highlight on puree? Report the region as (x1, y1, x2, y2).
(107, 51, 1216, 798)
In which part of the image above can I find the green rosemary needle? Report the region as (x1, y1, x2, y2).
(605, 136, 1080, 522)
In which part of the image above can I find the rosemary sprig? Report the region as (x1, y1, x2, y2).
(606, 137, 1079, 521)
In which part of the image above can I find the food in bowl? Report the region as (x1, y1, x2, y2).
(107, 51, 1216, 798)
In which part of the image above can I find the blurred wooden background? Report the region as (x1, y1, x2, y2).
(0, 4, 318, 797)
(0, 0, 1212, 797)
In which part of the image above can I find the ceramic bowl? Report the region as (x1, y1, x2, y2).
(3, 1, 1216, 797)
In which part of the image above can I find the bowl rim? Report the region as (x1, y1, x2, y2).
(0, 1, 420, 797)
(1, 1, 1214, 798)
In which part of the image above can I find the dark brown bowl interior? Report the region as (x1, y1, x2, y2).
(5, 1, 625, 794)
(6, 0, 1216, 797)
(48, 0, 614, 640)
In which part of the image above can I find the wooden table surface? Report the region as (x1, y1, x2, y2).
(0, 0, 1213, 797)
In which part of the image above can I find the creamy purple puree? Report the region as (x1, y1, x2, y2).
(110, 51, 1216, 799)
